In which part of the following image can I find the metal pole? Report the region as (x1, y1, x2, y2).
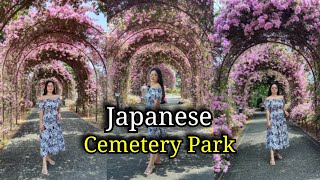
(116, 96, 119, 111)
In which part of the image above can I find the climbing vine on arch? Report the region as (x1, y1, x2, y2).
(210, 0, 320, 174)
(229, 44, 309, 108)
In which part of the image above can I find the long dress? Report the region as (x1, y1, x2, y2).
(39, 97, 65, 157)
(144, 87, 167, 139)
(264, 99, 289, 150)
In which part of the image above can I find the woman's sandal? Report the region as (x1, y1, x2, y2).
(270, 159, 275, 166)
(144, 165, 155, 175)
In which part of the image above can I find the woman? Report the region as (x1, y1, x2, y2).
(264, 83, 289, 166)
(38, 81, 65, 175)
(144, 68, 167, 175)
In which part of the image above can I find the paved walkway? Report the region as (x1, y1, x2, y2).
(2, 108, 319, 180)
(221, 112, 320, 180)
(0, 108, 107, 179)
(0, 106, 215, 180)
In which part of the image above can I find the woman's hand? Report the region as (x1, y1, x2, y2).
(39, 123, 44, 133)
(39, 110, 44, 132)
(58, 113, 62, 121)
(267, 121, 272, 129)
(154, 99, 160, 110)
(285, 111, 289, 117)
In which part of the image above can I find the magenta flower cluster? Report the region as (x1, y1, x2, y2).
(230, 44, 308, 107)
(212, 96, 229, 112)
(231, 113, 248, 128)
(211, 0, 320, 53)
(20, 99, 34, 109)
(213, 154, 231, 173)
(290, 102, 314, 122)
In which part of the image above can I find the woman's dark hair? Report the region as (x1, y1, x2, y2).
(268, 83, 280, 96)
(149, 68, 165, 102)
(43, 81, 57, 95)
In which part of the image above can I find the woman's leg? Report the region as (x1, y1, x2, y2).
(46, 154, 55, 165)
(144, 153, 156, 175)
(42, 156, 48, 175)
(274, 150, 278, 156)
(147, 154, 161, 164)
(155, 154, 161, 163)
(274, 150, 283, 159)
(270, 149, 275, 165)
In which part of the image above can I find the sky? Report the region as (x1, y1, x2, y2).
(85, 1, 108, 32)
(86, 10, 108, 32)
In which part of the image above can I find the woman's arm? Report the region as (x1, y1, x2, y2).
(154, 99, 160, 110)
(39, 110, 44, 132)
(57, 108, 62, 121)
(265, 98, 272, 128)
(266, 109, 271, 128)
(38, 97, 44, 132)
(57, 95, 62, 120)
(281, 96, 289, 117)
(283, 106, 289, 117)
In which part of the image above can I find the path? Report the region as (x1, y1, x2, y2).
(2, 106, 319, 179)
(165, 94, 182, 104)
(0, 102, 216, 179)
(0, 108, 107, 179)
(221, 112, 320, 180)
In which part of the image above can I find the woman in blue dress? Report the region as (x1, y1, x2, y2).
(144, 68, 167, 175)
(38, 81, 65, 175)
(264, 83, 289, 166)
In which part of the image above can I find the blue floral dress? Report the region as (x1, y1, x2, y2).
(145, 88, 167, 139)
(39, 97, 65, 157)
(264, 99, 289, 150)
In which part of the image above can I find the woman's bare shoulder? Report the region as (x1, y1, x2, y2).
(151, 83, 161, 89)
(38, 95, 60, 100)
(266, 96, 284, 100)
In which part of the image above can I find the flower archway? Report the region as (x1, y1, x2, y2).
(107, 28, 202, 102)
(25, 60, 76, 102)
(211, 0, 320, 173)
(127, 43, 192, 99)
(100, 0, 214, 32)
(37, 77, 64, 97)
(0, 2, 107, 124)
(242, 70, 292, 106)
(212, 0, 320, 107)
(105, 1, 214, 107)
(130, 63, 176, 95)
(229, 44, 309, 108)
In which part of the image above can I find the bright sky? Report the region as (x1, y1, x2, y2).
(86, 11, 108, 31)
(85, 1, 108, 32)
